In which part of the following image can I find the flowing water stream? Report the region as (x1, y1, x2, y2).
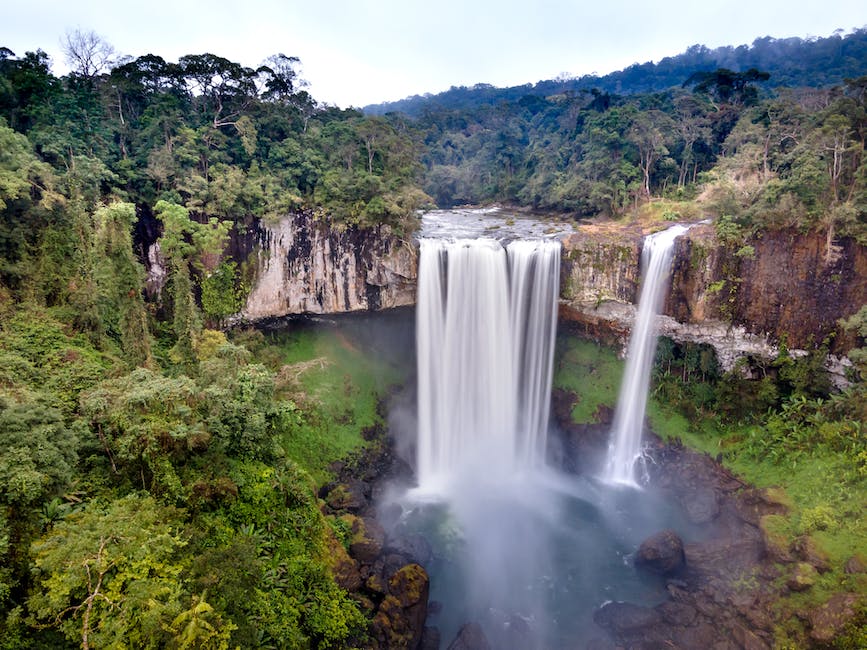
(395, 218, 699, 647)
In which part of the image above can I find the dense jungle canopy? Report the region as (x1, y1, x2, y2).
(0, 28, 866, 648)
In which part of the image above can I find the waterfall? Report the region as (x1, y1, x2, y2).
(416, 238, 560, 494)
(603, 225, 688, 486)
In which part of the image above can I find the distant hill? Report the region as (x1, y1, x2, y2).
(365, 28, 867, 116)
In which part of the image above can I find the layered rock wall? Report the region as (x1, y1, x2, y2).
(241, 212, 416, 320)
(234, 212, 865, 375)
(558, 223, 866, 378)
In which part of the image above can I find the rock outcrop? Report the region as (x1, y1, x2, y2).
(635, 529, 686, 575)
(229, 212, 865, 375)
(242, 212, 416, 320)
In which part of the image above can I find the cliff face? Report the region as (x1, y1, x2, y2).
(236, 212, 865, 375)
(559, 229, 641, 305)
(558, 223, 866, 375)
(241, 212, 416, 320)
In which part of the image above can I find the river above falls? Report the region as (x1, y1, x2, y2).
(417, 207, 577, 241)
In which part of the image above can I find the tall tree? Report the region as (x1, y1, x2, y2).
(93, 202, 153, 367)
(62, 29, 116, 80)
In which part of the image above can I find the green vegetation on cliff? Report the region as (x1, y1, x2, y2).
(0, 301, 400, 646)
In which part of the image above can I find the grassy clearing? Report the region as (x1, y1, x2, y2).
(249, 324, 407, 483)
(553, 335, 622, 423)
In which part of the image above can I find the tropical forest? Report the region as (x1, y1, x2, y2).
(0, 26, 866, 649)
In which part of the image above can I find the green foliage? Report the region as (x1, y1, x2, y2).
(0, 306, 114, 414)
(552, 335, 622, 424)
(260, 326, 404, 481)
(27, 494, 188, 649)
(840, 304, 867, 378)
(799, 504, 837, 533)
(80, 368, 205, 498)
(200, 354, 287, 461)
(0, 391, 78, 508)
(191, 459, 366, 648)
(92, 201, 153, 367)
(199, 261, 242, 323)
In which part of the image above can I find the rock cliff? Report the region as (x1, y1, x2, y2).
(241, 212, 416, 320)
(235, 213, 865, 376)
(558, 222, 866, 379)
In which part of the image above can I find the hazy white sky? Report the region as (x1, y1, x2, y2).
(4, 1, 865, 107)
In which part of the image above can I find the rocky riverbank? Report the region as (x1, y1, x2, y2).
(552, 387, 866, 649)
(316, 420, 440, 649)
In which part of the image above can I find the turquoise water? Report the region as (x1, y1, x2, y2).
(395, 472, 703, 648)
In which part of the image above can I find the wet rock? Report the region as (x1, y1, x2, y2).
(323, 478, 369, 512)
(657, 600, 698, 626)
(447, 622, 492, 650)
(682, 487, 720, 523)
(844, 555, 866, 574)
(384, 532, 433, 567)
(593, 601, 662, 633)
(671, 622, 723, 648)
(366, 553, 410, 595)
(807, 593, 862, 644)
(685, 535, 763, 579)
(730, 622, 770, 650)
(498, 614, 535, 649)
(371, 563, 430, 650)
(585, 639, 619, 650)
(635, 529, 685, 575)
(349, 516, 385, 563)
(420, 626, 441, 650)
(379, 501, 404, 529)
(786, 562, 818, 592)
(791, 536, 831, 574)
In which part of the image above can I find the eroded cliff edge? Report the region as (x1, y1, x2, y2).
(559, 222, 866, 377)
(241, 211, 417, 319)
(234, 214, 866, 374)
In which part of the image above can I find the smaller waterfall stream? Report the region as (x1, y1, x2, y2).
(603, 225, 689, 486)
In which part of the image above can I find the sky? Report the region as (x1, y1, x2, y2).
(4, 1, 866, 108)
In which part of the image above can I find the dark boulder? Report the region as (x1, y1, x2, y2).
(323, 478, 369, 512)
(371, 563, 430, 650)
(635, 529, 686, 575)
(447, 622, 492, 650)
(384, 532, 433, 567)
(349, 516, 385, 563)
(593, 601, 662, 633)
(366, 553, 411, 595)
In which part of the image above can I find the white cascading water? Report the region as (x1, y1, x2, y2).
(416, 237, 560, 494)
(603, 224, 689, 486)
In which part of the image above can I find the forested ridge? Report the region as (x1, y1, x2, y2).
(366, 29, 867, 116)
(0, 28, 866, 648)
